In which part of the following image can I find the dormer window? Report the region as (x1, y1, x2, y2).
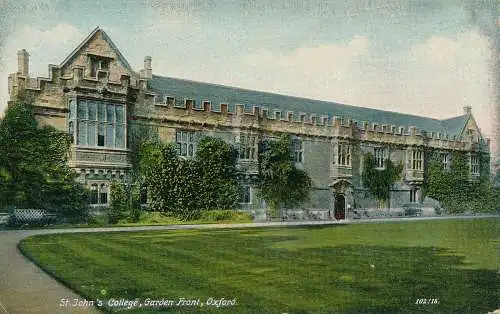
(89, 55, 110, 78)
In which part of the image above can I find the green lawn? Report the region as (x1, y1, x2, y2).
(19, 218, 499, 313)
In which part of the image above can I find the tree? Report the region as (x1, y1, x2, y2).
(0, 96, 88, 220)
(257, 134, 312, 217)
(195, 137, 240, 210)
(138, 140, 203, 219)
(138, 136, 242, 220)
(139, 140, 180, 214)
(362, 153, 403, 208)
(109, 181, 128, 224)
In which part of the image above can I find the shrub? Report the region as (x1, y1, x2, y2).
(200, 210, 253, 222)
(128, 184, 142, 223)
(86, 214, 108, 227)
(109, 182, 128, 224)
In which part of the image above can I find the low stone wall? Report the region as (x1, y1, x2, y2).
(249, 208, 331, 221)
(355, 207, 438, 218)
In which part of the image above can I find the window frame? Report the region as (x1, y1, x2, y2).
(175, 130, 197, 158)
(411, 150, 423, 171)
(238, 133, 258, 161)
(89, 56, 110, 78)
(72, 99, 126, 149)
(239, 184, 252, 204)
(441, 153, 450, 171)
(89, 182, 109, 205)
(374, 147, 387, 169)
(291, 138, 304, 163)
(409, 189, 418, 203)
(471, 155, 480, 175)
(337, 142, 352, 167)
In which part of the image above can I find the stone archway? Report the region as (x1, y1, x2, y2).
(329, 179, 354, 220)
(334, 194, 346, 220)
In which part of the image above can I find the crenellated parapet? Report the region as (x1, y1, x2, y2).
(147, 97, 485, 152)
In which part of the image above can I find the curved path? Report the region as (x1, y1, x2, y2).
(0, 216, 497, 313)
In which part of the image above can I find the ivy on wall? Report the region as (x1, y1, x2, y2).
(257, 134, 312, 217)
(362, 153, 403, 207)
(426, 151, 497, 213)
(137, 136, 240, 220)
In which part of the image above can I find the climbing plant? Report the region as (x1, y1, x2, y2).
(426, 151, 497, 213)
(362, 153, 403, 207)
(257, 134, 312, 217)
(138, 136, 241, 220)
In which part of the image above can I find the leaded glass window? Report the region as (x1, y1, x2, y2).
(238, 133, 257, 160)
(72, 99, 126, 148)
(176, 130, 197, 157)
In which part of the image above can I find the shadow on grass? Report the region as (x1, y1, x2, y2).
(289, 245, 499, 314)
(19, 231, 498, 314)
(118, 244, 499, 313)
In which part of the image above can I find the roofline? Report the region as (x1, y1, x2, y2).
(59, 26, 134, 72)
(459, 114, 472, 136)
(151, 74, 446, 123)
(59, 26, 100, 68)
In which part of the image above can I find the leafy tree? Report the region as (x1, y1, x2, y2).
(362, 153, 403, 207)
(257, 134, 312, 217)
(138, 136, 242, 220)
(139, 140, 179, 214)
(138, 140, 203, 219)
(195, 137, 240, 210)
(128, 183, 142, 222)
(109, 181, 128, 224)
(0, 95, 88, 220)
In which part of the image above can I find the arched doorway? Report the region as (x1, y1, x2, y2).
(334, 195, 346, 220)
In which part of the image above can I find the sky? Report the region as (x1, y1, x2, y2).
(0, 0, 498, 161)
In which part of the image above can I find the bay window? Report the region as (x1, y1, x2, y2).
(70, 99, 126, 149)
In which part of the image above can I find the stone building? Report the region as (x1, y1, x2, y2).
(7, 27, 491, 219)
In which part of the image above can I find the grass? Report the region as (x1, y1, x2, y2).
(19, 218, 499, 313)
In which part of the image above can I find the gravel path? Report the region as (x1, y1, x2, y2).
(0, 215, 497, 313)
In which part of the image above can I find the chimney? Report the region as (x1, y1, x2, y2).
(143, 56, 152, 79)
(463, 106, 472, 114)
(17, 49, 30, 77)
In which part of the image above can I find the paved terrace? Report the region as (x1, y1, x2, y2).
(0, 215, 498, 314)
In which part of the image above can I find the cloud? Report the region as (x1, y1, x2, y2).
(410, 32, 491, 67)
(193, 31, 495, 156)
(234, 37, 369, 98)
(0, 23, 84, 116)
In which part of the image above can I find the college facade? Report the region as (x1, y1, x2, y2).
(7, 27, 491, 219)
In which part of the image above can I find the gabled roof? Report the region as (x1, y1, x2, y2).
(441, 114, 469, 137)
(59, 26, 134, 73)
(149, 74, 469, 135)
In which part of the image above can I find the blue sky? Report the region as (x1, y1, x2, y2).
(0, 0, 498, 158)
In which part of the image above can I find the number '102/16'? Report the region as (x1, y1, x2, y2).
(415, 298, 439, 305)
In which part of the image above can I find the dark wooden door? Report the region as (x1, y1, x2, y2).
(334, 195, 345, 220)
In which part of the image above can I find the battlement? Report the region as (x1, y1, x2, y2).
(150, 97, 483, 152)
